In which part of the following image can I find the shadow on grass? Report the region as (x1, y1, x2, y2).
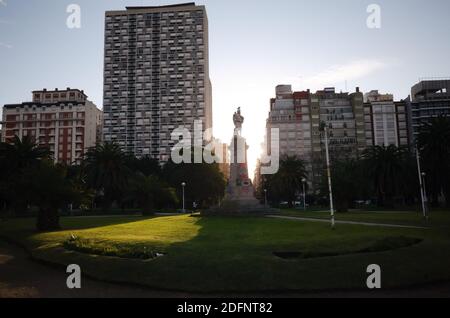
(273, 236, 423, 260)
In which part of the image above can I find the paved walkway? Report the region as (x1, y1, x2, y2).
(267, 215, 429, 229)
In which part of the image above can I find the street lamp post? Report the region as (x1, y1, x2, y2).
(415, 145, 428, 220)
(264, 189, 268, 208)
(181, 182, 186, 213)
(422, 172, 429, 220)
(323, 126, 335, 229)
(302, 178, 306, 211)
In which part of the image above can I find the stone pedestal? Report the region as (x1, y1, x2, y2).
(227, 135, 259, 201)
(205, 133, 276, 216)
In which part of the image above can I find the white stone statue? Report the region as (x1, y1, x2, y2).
(233, 107, 244, 136)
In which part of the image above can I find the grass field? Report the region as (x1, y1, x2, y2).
(1, 213, 450, 292)
(278, 209, 450, 227)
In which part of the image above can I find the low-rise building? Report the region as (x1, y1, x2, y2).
(1, 88, 102, 164)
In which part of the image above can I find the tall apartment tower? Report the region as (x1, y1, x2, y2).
(363, 90, 410, 148)
(103, 3, 213, 161)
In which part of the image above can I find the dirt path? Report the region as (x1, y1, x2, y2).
(1, 240, 449, 298)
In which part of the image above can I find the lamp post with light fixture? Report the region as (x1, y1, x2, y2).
(415, 145, 429, 220)
(422, 172, 429, 220)
(302, 178, 307, 211)
(264, 189, 268, 208)
(321, 123, 335, 229)
(181, 182, 186, 213)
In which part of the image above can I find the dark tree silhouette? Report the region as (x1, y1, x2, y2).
(84, 142, 130, 210)
(0, 135, 50, 215)
(362, 145, 410, 208)
(418, 116, 450, 207)
(264, 155, 307, 208)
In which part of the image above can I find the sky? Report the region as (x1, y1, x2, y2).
(1, 0, 450, 174)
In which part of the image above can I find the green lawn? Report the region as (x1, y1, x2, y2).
(278, 209, 450, 227)
(1, 214, 450, 292)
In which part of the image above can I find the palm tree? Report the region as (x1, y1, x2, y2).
(84, 142, 129, 211)
(362, 145, 409, 207)
(21, 160, 77, 231)
(66, 164, 96, 213)
(0, 135, 50, 170)
(0, 135, 50, 215)
(418, 116, 450, 206)
(266, 155, 307, 208)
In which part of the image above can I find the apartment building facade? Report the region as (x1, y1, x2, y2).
(1, 88, 102, 164)
(309, 87, 366, 190)
(310, 87, 366, 158)
(364, 90, 410, 148)
(103, 3, 213, 162)
(264, 85, 365, 192)
(409, 79, 450, 142)
(266, 85, 313, 175)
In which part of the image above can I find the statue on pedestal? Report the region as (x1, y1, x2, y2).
(204, 107, 273, 216)
(233, 107, 244, 136)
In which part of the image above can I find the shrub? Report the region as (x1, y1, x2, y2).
(63, 234, 163, 260)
